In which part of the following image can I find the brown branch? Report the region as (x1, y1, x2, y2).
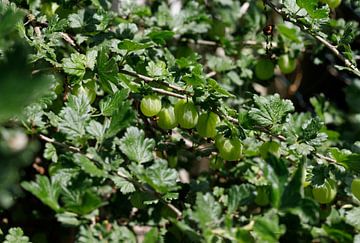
(150, 87, 187, 99)
(118, 69, 188, 94)
(60, 32, 76, 47)
(264, 0, 360, 76)
(183, 38, 218, 46)
(315, 153, 337, 164)
(206, 71, 217, 78)
(38, 134, 81, 153)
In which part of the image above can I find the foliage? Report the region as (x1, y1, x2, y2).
(1, 0, 360, 242)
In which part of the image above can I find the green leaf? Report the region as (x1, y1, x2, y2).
(77, 222, 136, 243)
(190, 193, 222, 231)
(146, 60, 168, 77)
(345, 207, 360, 231)
(277, 24, 301, 43)
(111, 176, 136, 194)
(4, 228, 30, 243)
(97, 48, 119, 93)
(21, 175, 61, 212)
(105, 96, 135, 138)
(170, 219, 201, 241)
(296, 0, 329, 19)
(56, 212, 81, 226)
(86, 119, 110, 143)
(44, 143, 58, 162)
(182, 72, 205, 86)
(0, 5, 24, 37)
(289, 143, 314, 156)
(100, 89, 130, 116)
(329, 147, 351, 163)
(282, 0, 302, 13)
(340, 154, 360, 173)
(260, 155, 289, 208)
(227, 184, 256, 213)
(118, 39, 153, 51)
(68, 9, 85, 28)
(208, 79, 235, 98)
(73, 154, 107, 177)
(143, 228, 163, 243)
(86, 49, 98, 70)
(147, 29, 174, 45)
(207, 55, 234, 72)
(119, 127, 155, 163)
(260, 141, 281, 159)
(62, 189, 103, 215)
(111, 168, 135, 194)
(57, 92, 92, 144)
(0, 44, 49, 122)
(139, 159, 179, 194)
(329, 148, 360, 173)
(301, 117, 323, 141)
(253, 211, 286, 243)
(322, 225, 353, 243)
(62, 53, 87, 77)
(287, 198, 319, 225)
(281, 159, 304, 208)
(249, 94, 294, 127)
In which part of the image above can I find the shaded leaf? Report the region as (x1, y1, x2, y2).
(21, 175, 61, 212)
(97, 48, 119, 93)
(227, 184, 256, 213)
(111, 168, 135, 194)
(100, 89, 130, 116)
(73, 154, 107, 177)
(253, 211, 286, 243)
(62, 189, 103, 215)
(190, 193, 222, 231)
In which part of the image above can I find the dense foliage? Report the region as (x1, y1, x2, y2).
(1, 0, 360, 242)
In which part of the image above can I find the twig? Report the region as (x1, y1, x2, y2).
(60, 32, 76, 47)
(118, 69, 188, 94)
(239, 2, 250, 18)
(119, 69, 154, 82)
(315, 153, 337, 164)
(164, 202, 183, 219)
(206, 71, 217, 78)
(38, 134, 81, 153)
(183, 38, 218, 46)
(151, 87, 187, 99)
(264, 0, 360, 75)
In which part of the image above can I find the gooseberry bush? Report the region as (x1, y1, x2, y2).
(1, 0, 360, 242)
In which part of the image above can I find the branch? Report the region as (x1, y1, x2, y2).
(38, 134, 81, 153)
(118, 69, 188, 94)
(183, 38, 218, 46)
(315, 152, 337, 164)
(264, 0, 360, 75)
(151, 87, 186, 99)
